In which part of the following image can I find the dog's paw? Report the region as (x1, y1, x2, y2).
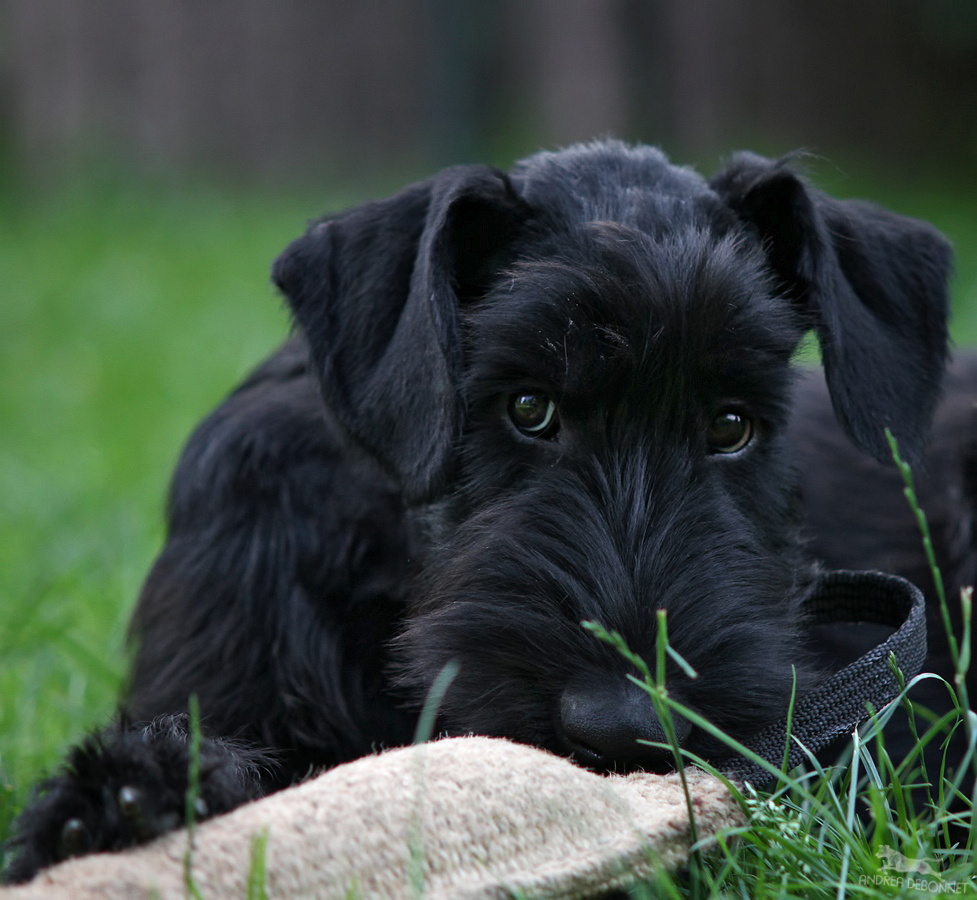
(3, 715, 268, 884)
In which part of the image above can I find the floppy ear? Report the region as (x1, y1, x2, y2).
(710, 153, 952, 464)
(272, 166, 531, 502)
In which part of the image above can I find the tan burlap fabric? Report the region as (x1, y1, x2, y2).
(3, 736, 742, 899)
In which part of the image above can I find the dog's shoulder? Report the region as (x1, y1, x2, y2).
(791, 354, 977, 597)
(164, 335, 403, 539)
(791, 353, 977, 466)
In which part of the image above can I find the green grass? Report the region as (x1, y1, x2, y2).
(1, 162, 977, 893)
(0, 173, 326, 838)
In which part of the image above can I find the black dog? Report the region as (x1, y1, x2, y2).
(6, 140, 966, 882)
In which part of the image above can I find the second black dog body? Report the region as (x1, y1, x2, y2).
(6, 141, 963, 881)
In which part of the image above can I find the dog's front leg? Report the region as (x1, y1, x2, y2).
(5, 341, 418, 881)
(3, 715, 265, 883)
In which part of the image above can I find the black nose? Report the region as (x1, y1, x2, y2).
(560, 680, 691, 772)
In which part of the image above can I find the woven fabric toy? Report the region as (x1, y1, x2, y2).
(1, 736, 741, 899)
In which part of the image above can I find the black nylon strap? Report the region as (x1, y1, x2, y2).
(720, 569, 928, 785)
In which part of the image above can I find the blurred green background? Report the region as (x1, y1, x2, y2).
(3, 0, 977, 843)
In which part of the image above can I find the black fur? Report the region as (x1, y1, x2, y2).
(5, 141, 964, 882)
(2, 716, 265, 884)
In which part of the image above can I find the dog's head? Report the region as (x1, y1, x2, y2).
(274, 141, 951, 771)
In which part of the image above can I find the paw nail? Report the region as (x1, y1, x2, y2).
(60, 818, 88, 856)
(118, 785, 142, 818)
(193, 797, 208, 818)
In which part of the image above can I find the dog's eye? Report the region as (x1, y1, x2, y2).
(508, 393, 559, 438)
(707, 411, 753, 454)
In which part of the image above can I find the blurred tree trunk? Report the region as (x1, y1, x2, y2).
(529, 0, 629, 147)
(664, 0, 726, 154)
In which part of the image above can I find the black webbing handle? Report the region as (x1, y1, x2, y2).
(720, 569, 928, 785)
